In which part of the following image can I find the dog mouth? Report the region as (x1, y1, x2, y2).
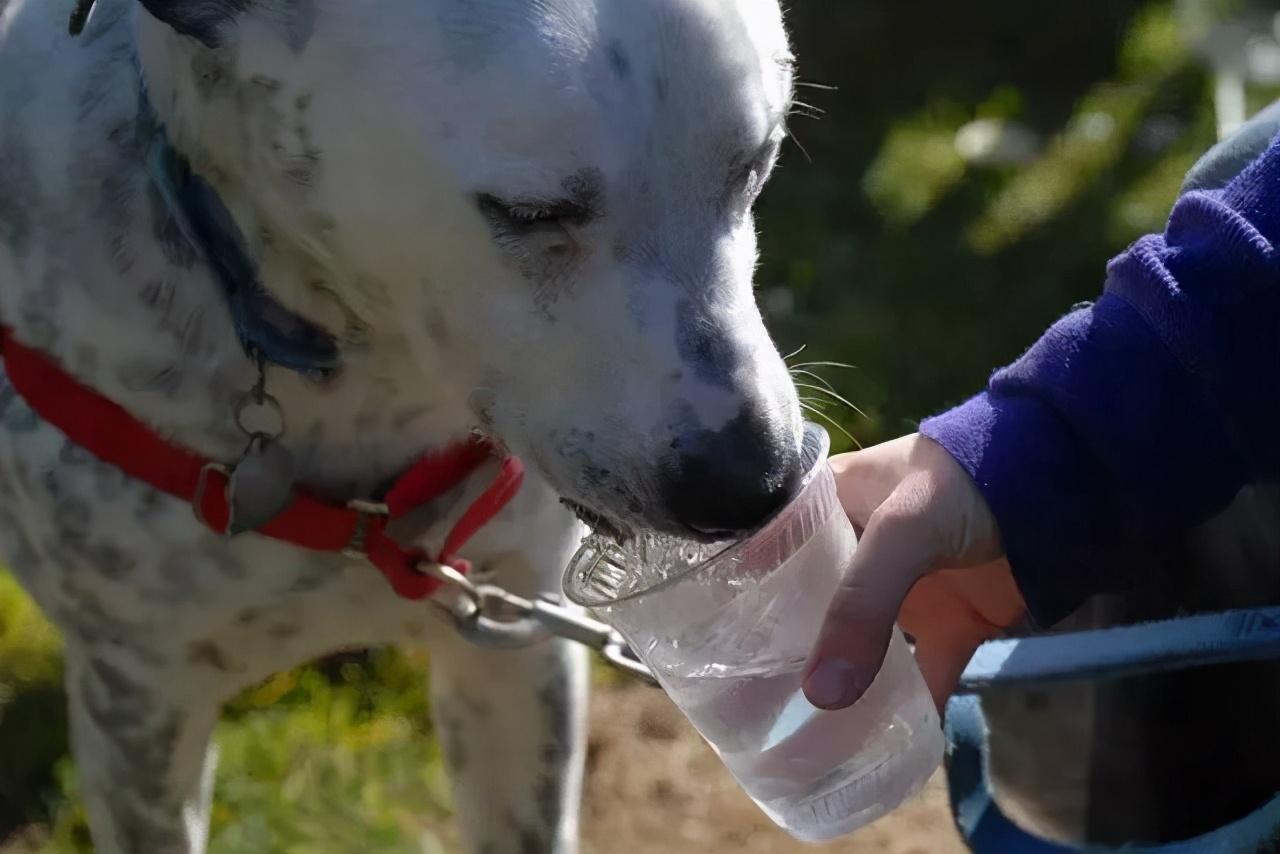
(561, 499, 631, 543)
(560, 498, 729, 547)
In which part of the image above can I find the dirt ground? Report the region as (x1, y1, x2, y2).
(580, 681, 967, 854)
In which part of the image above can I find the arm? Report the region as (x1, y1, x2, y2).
(921, 133, 1280, 625)
(803, 127, 1280, 712)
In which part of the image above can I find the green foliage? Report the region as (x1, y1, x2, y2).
(0, 573, 66, 842)
(863, 102, 968, 228)
(206, 655, 452, 854)
(966, 5, 1192, 254)
(758, 0, 1232, 452)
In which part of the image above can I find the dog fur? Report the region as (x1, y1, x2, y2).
(0, 1, 801, 851)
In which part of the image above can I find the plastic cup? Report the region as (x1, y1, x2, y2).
(563, 424, 943, 841)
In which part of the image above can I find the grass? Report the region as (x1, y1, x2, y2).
(0, 569, 457, 854)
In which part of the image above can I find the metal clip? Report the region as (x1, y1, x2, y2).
(419, 561, 482, 608)
(602, 635, 660, 686)
(420, 574, 659, 686)
(191, 462, 232, 533)
(343, 499, 390, 559)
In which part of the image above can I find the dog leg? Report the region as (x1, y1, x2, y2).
(430, 635, 589, 854)
(64, 644, 219, 854)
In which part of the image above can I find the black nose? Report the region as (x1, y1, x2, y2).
(661, 408, 803, 538)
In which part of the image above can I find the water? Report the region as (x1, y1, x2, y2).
(613, 508, 943, 841)
(664, 639, 942, 841)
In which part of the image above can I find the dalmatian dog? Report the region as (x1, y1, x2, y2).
(0, 1, 803, 852)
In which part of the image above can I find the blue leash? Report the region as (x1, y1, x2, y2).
(946, 608, 1280, 853)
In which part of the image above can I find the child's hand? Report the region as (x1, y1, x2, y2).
(803, 434, 1027, 712)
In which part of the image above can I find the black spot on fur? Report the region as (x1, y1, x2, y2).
(653, 74, 669, 101)
(192, 52, 228, 100)
(268, 623, 299, 640)
(675, 300, 738, 389)
(53, 497, 92, 553)
(200, 547, 249, 580)
(605, 41, 631, 80)
(282, 0, 317, 52)
(561, 168, 604, 217)
(134, 488, 168, 522)
(0, 381, 14, 421)
(90, 656, 141, 698)
(0, 102, 36, 253)
(187, 641, 235, 671)
(59, 439, 93, 467)
(1, 397, 40, 433)
(93, 545, 138, 580)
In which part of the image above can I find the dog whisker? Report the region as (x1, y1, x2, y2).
(801, 404, 862, 450)
(793, 381, 869, 421)
(790, 359, 858, 371)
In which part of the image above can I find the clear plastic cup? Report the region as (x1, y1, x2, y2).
(563, 424, 943, 841)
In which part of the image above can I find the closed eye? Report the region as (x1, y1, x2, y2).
(477, 194, 593, 232)
(731, 136, 783, 201)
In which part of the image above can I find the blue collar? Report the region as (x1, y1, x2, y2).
(141, 98, 342, 377)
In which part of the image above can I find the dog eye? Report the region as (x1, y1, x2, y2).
(733, 144, 780, 201)
(477, 194, 590, 231)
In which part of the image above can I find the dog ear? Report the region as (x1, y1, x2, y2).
(70, 0, 249, 45)
(137, 0, 251, 46)
(70, 0, 248, 45)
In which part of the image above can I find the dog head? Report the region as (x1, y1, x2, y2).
(136, 0, 804, 540)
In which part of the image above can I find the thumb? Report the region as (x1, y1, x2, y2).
(802, 480, 939, 710)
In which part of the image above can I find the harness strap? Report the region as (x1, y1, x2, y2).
(0, 325, 523, 600)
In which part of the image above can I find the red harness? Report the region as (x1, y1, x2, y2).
(0, 325, 523, 600)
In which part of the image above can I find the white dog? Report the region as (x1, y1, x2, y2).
(0, 0, 803, 851)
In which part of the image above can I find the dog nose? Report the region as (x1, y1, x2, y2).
(661, 407, 803, 538)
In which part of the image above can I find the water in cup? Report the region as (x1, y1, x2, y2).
(565, 424, 944, 842)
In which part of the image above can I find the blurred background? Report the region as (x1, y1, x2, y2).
(2, 0, 1278, 851)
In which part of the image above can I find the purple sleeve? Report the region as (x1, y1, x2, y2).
(920, 135, 1280, 626)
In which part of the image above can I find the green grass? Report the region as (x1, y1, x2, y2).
(0, 570, 456, 854)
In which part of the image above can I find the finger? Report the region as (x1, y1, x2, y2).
(803, 486, 939, 710)
(828, 435, 920, 533)
(910, 624, 985, 715)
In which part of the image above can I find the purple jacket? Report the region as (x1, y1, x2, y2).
(920, 124, 1280, 626)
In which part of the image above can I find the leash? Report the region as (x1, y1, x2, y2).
(956, 607, 1280, 692)
(947, 608, 1280, 853)
(0, 325, 658, 682)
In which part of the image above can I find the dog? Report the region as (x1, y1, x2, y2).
(0, 1, 803, 851)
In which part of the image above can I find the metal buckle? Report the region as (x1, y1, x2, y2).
(343, 499, 390, 559)
(418, 561, 481, 605)
(192, 462, 232, 534)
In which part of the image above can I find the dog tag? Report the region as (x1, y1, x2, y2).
(227, 435, 296, 535)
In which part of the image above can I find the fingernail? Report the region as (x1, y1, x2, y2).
(804, 660, 867, 710)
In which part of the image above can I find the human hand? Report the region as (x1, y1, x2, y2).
(802, 434, 1027, 712)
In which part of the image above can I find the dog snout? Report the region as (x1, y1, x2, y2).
(660, 404, 803, 539)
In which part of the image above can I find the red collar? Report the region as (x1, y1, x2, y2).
(0, 325, 523, 600)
